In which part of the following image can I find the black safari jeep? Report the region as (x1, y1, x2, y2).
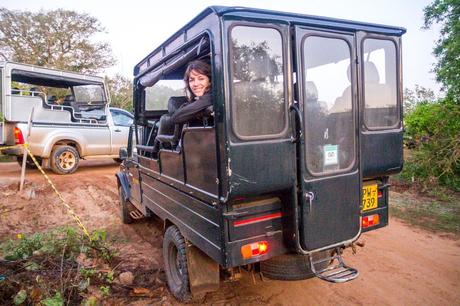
(116, 6, 405, 302)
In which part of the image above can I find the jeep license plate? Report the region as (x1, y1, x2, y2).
(362, 184, 378, 211)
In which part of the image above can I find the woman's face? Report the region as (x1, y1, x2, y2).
(188, 69, 210, 97)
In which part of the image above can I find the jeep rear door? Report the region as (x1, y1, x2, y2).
(294, 27, 361, 251)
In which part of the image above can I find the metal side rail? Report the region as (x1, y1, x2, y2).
(309, 248, 358, 283)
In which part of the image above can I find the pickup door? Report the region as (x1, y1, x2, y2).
(109, 108, 133, 155)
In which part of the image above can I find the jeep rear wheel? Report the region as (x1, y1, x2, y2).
(50, 145, 79, 175)
(260, 251, 330, 281)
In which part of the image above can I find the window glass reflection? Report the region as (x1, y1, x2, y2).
(230, 26, 286, 138)
(303, 36, 355, 174)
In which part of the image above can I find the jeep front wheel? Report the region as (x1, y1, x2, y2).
(50, 145, 79, 175)
(163, 225, 192, 303)
(118, 186, 134, 224)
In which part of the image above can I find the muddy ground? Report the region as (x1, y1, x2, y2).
(0, 160, 459, 305)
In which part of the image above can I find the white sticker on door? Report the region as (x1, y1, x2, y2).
(323, 144, 338, 166)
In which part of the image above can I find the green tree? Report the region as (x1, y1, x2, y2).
(424, 0, 460, 102)
(145, 84, 183, 110)
(105, 74, 133, 112)
(0, 8, 115, 73)
(403, 85, 436, 114)
(403, 101, 460, 190)
(403, 0, 460, 191)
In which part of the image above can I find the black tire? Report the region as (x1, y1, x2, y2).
(16, 156, 42, 169)
(260, 251, 330, 281)
(50, 145, 79, 175)
(118, 186, 134, 224)
(163, 225, 192, 303)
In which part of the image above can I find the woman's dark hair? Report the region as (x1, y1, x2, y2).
(184, 60, 211, 100)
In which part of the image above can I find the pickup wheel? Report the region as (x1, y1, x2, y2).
(163, 225, 192, 303)
(118, 186, 134, 224)
(260, 251, 330, 281)
(50, 145, 79, 175)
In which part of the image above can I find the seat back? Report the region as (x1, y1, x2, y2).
(63, 95, 75, 106)
(70, 101, 81, 112)
(47, 95, 57, 104)
(30, 87, 40, 96)
(155, 96, 187, 148)
(363, 61, 396, 127)
(364, 61, 392, 108)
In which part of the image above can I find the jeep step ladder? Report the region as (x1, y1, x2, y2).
(309, 248, 358, 283)
(129, 210, 144, 220)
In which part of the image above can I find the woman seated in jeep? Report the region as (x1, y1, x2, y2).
(152, 60, 213, 154)
(169, 59, 213, 125)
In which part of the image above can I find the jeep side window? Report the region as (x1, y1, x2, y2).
(145, 80, 183, 111)
(362, 38, 398, 129)
(230, 25, 286, 139)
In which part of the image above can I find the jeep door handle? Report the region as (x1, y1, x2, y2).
(289, 104, 303, 143)
(114, 129, 122, 132)
(305, 191, 315, 212)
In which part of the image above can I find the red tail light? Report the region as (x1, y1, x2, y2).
(362, 214, 380, 228)
(241, 241, 269, 259)
(14, 127, 24, 144)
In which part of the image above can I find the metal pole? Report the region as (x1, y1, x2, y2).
(19, 107, 34, 191)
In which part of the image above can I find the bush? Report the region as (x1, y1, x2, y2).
(403, 99, 460, 191)
(0, 227, 116, 305)
(1, 227, 112, 261)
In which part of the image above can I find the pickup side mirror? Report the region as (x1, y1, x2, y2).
(119, 147, 128, 161)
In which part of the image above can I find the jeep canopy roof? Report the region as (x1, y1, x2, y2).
(134, 5, 406, 80)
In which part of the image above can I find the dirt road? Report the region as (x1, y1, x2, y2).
(0, 160, 459, 305)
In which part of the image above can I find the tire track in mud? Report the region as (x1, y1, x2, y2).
(1, 161, 459, 305)
(0, 164, 119, 238)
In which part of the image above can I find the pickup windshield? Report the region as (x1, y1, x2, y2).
(73, 84, 106, 104)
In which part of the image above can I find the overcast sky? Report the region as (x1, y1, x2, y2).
(1, 0, 442, 93)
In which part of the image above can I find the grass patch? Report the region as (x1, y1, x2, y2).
(390, 177, 460, 235)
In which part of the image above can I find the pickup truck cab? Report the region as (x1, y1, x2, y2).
(0, 61, 133, 174)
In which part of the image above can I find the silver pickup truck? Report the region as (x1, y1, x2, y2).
(0, 61, 133, 174)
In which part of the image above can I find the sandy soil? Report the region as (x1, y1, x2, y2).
(0, 160, 459, 305)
